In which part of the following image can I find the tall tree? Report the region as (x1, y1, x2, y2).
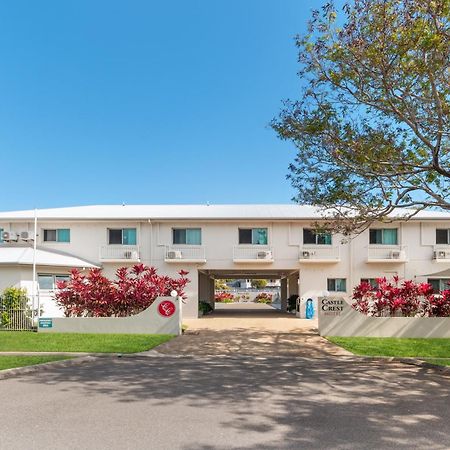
(272, 0, 449, 235)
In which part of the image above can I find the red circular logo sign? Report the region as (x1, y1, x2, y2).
(158, 300, 176, 317)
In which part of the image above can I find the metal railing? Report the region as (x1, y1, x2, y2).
(165, 245, 206, 261)
(367, 245, 407, 261)
(233, 245, 274, 261)
(100, 245, 140, 261)
(0, 299, 33, 331)
(299, 245, 340, 261)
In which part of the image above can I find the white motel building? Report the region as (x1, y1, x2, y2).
(0, 204, 449, 319)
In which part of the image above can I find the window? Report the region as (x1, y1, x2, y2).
(369, 228, 398, 245)
(303, 228, 332, 245)
(428, 279, 450, 292)
(0, 228, 3, 243)
(361, 278, 379, 289)
(108, 228, 137, 245)
(38, 274, 70, 290)
(43, 229, 70, 243)
(238, 228, 268, 245)
(172, 228, 201, 245)
(327, 278, 347, 292)
(436, 229, 450, 245)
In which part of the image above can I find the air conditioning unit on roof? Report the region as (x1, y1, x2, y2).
(20, 231, 33, 241)
(2, 231, 18, 242)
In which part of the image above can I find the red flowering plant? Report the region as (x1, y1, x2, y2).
(55, 264, 189, 317)
(254, 292, 273, 304)
(352, 276, 439, 317)
(214, 291, 234, 303)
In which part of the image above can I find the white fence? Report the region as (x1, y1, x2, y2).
(0, 301, 33, 331)
(318, 296, 450, 338)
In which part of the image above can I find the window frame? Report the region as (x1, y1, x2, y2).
(172, 228, 202, 245)
(238, 227, 268, 245)
(107, 228, 137, 245)
(37, 273, 70, 291)
(428, 278, 450, 292)
(42, 228, 70, 243)
(369, 228, 399, 245)
(327, 278, 347, 292)
(436, 229, 450, 245)
(303, 228, 332, 245)
(360, 278, 379, 289)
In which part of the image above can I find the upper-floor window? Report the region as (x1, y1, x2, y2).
(436, 229, 450, 245)
(238, 228, 268, 245)
(0, 228, 3, 243)
(369, 228, 398, 245)
(303, 228, 332, 245)
(43, 229, 70, 243)
(428, 278, 450, 292)
(173, 228, 201, 245)
(361, 278, 379, 289)
(38, 273, 70, 290)
(108, 228, 136, 245)
(327, 278, 347, 292)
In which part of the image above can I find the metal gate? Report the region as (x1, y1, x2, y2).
(0, 297, 33, 331)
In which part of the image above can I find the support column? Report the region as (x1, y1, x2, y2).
(281, 278, 288, 312)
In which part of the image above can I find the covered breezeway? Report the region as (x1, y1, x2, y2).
(198, 268, 301, 317)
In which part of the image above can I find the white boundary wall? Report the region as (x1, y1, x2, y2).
(319, 297, 450, 338)
(38, 297, 181, 335)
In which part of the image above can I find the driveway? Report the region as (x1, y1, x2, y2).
(157, 303, 349, 357)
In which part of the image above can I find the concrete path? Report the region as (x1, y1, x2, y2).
(156, 303, 349, 357)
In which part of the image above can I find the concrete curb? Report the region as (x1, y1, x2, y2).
(0, 355, 97, 381)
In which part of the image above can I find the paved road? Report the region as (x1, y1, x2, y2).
(1, 354, 450, 450)
(1, 307, 450, 450)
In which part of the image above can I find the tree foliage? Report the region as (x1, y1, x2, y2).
(272, 0, 450, 234)
(55, 264, 189, 317)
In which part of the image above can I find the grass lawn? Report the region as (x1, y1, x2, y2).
(0, 355, 72, 371)
(327, 337, 450, 358)
(0, 332, 175, 353)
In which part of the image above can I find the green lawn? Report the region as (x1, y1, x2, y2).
(327, 337, 450, 358)
(0, 355, 72, 371)
(0, 332, 175, 353)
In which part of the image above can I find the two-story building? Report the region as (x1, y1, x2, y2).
(0, 204, 449, 318)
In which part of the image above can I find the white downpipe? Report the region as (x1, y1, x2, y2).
(32, 209, 37, 324)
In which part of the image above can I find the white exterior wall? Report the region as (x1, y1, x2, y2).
(1, 216, 450, 319)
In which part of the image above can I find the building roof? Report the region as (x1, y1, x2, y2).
(0, 204, 449, 221)
(0, 246, 99, 268)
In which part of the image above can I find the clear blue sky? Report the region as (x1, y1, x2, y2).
(0, 0, 319, 211)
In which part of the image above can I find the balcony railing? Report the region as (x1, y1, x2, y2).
(433, 246, 450, 262)
(299, 246, 340, 263)
(367, 245, 407, 263)
(100, 245, 140, 262)
(233, 246, 274, 263)
(164, 245, 206, 263)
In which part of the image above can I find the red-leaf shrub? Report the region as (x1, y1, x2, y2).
(352, 276, 450, 317)
(254, 292, 273, 304)
(55, 264, 189, 317)
(215, 291, 234, 303)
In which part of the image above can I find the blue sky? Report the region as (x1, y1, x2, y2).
(0, 0, 319, 211)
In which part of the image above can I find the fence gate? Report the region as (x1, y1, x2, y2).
(0, 298, 34, 331)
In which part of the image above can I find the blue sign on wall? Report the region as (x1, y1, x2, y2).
(39, 318, 53, 328)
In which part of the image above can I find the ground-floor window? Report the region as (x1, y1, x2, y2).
(428, 278, 450, 292)
(360, 278, 379, 289)
(327, 278, 347, 292)
(38, 274, 70, 290)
